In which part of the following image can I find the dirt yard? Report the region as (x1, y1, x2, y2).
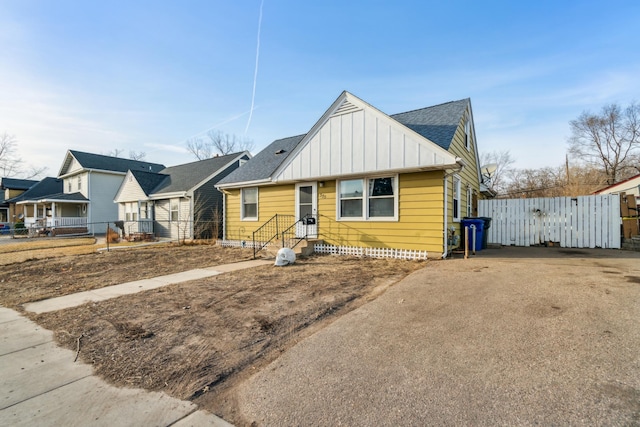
(0, 242, 424, 424)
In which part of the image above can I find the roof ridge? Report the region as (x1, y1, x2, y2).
(391, 98, 469, 117)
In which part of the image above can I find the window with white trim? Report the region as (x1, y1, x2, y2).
(67, 180, 72, 192)
(170, 199, 179, 222)
(77, 176, 82, 191)
(241, 188, 258, 220)
(466, 186, 473, 217)
(338, 176, 397, 220)
(125, 202, 138, 221)
(453, 176, 461, 222)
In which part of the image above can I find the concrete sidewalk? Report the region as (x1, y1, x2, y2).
(2, 258, 271, 426)
(24, 258, 271, 314)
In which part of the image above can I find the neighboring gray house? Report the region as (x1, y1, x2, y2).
(114, 151, 251, 240)
(19, 150, 165, 234)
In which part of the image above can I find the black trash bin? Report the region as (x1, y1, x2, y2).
(477, 217, 492, 249)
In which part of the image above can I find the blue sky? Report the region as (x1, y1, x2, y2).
(1, 0, 639, 176)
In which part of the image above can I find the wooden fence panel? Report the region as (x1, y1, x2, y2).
(478, 195, 621, 249)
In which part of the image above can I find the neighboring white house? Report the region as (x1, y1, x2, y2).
(114, 152, 251, 240)
(594, 173, 640, 205)
(18, 150, 165, 234)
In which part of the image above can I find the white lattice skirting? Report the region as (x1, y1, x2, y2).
(217, 239, 262, 249)
(314, 244, 428, 260)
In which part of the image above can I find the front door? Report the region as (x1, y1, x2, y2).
(296, 182, 317, 238)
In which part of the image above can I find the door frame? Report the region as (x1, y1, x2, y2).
(295, 182, 318, 238)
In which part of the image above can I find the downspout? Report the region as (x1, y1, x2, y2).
(442, 159, 466, 259)
(222, 191, 227, 241)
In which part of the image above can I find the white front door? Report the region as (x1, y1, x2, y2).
(295, 182, 317, 238)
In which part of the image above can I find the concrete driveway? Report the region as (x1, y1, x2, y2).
(235, 247, 640, 426)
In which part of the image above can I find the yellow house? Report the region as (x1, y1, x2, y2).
(217, 91, 487, 258)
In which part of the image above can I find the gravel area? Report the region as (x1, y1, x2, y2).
(235, 247, 640, 426)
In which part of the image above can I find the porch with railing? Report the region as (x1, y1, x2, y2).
(25, 216, 88, 228)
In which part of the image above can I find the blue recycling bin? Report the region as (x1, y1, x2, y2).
(461, 218, 484, 252)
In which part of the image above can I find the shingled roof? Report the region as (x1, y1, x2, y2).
(391, 99, 469, 150)
(217, 136, 305, 186)
(129, 170, 169, 195)
(8, 177, 65, 203)
(0, 177, 39, 191)
(60, 150, 165, 176)
(151, 152, 248, 195)
(217, 96, 470, 186)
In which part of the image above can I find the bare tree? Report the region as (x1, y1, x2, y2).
(207, 130, 254, 155)
(186, 131, 254, 160)
(186, 137, 212, 160)
(0, 132, 47, 178)
(568, 102, 640, 184)
(128, 150, 146, 161)
(480, 150, 515, 196)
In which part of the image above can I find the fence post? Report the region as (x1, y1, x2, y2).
(106, 222, 110, 252)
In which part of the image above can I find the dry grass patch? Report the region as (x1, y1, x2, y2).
(29, 255, 425, 424)
(0, 244, 254, 309)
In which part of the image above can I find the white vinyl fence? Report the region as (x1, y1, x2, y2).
(478, 195, 621, 249)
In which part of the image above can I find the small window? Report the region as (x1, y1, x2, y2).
(464, 116, 471, 150)
(467, 186, 473, 217)
(67, 181, 72, 192)
(170, 199, 179, 222)
(453, 176, 461, 222)
(241, 188, 258, 220)
(77, 176, 82, 191)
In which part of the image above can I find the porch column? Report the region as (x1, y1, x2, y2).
(51, 203, 57, 227)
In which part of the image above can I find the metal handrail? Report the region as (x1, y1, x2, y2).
(280, 214, 316, 250)
(252, 214, 297, 258)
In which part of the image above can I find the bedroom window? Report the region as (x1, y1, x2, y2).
(241, 188, 258, 220)
(453, 176, 461, 222)
(338, 176, 397, 221)
(77, 176, 82, 191)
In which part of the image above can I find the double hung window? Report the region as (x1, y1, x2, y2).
(241, 188, 258, 220)
(338, 176, 396, 220)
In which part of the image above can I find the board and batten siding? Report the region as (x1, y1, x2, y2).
(275, 103, 456, 182)
(224, 171, 445, 254)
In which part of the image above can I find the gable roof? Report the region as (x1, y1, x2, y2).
(0, 177, 39, 191)
(218, 92, 468, 188)
(594, 173, 640, 195)
(391, 99, 469, 150)
(151, 152, 248, 195)
(217, 136, 304, 186)
(129, 170, 169, 195)
(58, 150, 165, 177)
(7, 177, 64, 203)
